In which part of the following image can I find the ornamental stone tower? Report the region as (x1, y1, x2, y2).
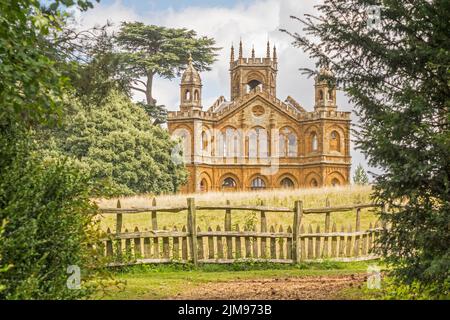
(314, 68, 337, 111)
(229, 40, 278, 100)
(180, 53, 202, 112)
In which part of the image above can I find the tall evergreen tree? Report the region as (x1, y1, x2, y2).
(282, 0, 449, 298)
(115, 22, 220, 121)
(353, 164, 369, 185)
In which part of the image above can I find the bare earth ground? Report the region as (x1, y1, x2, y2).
(170, 274, 367, 300)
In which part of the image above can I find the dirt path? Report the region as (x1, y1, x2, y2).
(170, 274, 367, 300)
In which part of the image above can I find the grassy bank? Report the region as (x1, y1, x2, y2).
(95, 185, 378, 234)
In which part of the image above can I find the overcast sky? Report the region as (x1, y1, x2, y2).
(76, 0, 376, 180)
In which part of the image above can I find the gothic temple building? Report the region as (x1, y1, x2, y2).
(167, 41, 351, 193)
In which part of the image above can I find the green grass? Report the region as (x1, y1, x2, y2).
(97, 261, 376, 300)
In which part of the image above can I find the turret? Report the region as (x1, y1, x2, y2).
(229, 40, 278, 100)
(180, 53, 202, 112)
(314, 68, 337, 111)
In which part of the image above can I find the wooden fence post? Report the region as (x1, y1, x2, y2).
(224, 200, 233, 259)
(115, 199, 122, 256)
(151, 198, 159, 258)
(187, 197, 198, 266)
(260, 200, 267, 259)
(116, 199, 122, 234)
(323, 197, 331, 257)
(354, 207, 361, 256)
(292, 200, 303, 263)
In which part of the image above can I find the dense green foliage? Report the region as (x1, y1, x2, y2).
(39, 91, 187, 196)
(0, 133, 105, 299)
(0, 0, 97, 127)
(115, 22, 219, 123)
(0, 220, 11, 294)
(283, 0, 449, 298)
(70, 26, 131, 107)
(0, 0, 107, 299)
(353, 164, 369, 185)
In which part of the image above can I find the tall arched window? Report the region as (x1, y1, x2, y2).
(224, 127, 239, 157)
(194, 89, 200, 101)
(251, 177, 266, 190)
(185, 90, 191, 101)
(311, 132, 318, 152)
(280, 177, 295, 189)
(248, 127, 268, 158)
(279, 127, 297, 157)
(201, 130, 209, 153)
(330, 131, 340, 152)
(216, 131, 224, 157)
(173, 128, 191, 161)
(319, 90, 324, 100)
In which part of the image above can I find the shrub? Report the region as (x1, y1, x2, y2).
(0, 132, 104, 299)
(38, 91, 187, 196)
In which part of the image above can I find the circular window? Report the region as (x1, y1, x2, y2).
(252, 105, 265, 117)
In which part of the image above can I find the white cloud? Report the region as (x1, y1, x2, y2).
(75, 0, 141, 30)
(77, 0, 377, 179)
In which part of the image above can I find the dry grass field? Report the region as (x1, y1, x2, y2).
(94, 185, 379, 234)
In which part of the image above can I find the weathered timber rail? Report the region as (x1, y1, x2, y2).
(99, 198, 385, 266)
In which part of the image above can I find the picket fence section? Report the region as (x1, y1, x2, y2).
(99, 198, 384, 266)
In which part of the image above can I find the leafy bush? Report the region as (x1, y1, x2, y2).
(0, 132, 105, 299)
(38, 91, 187, 196)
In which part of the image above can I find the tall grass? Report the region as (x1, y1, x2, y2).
(95, 185, 377, 233)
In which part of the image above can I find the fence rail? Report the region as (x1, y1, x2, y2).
(99, 198, 385, 266)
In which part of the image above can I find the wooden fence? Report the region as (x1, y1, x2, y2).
(99, 198, 385, 266)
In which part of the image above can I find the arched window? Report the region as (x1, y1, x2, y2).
(185, 89, 191, 101)
(200, 179, 208, 192)
(319, 90, 324, 100)
(201, 131, 209, 153)
(246, 79, 262, 93)
(173, 128, 191, 160)
(330, 131, 340, 152)
(331, 178, 340, 187)
(278, 127, 297, 157)
(311, 132, 318, 152)
(310, 178, 318, 188)
(224, 127, 239, 157)
(328, 89, 333, 101)
(194, 89, 200, 101)
(222, 177, 237, 189)
(280, 177, 295, 189)
(248, 127, 268, 158)
(251, 177, 266, 190)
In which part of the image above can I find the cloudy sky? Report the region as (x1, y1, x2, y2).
(76, 0, 375, 179)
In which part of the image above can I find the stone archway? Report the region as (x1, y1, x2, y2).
(305, 172, 322, 188)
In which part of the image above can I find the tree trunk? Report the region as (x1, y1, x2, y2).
(146, 71, 155, 105)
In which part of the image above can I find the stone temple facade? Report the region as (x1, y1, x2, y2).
(167, 41, 351, 193)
